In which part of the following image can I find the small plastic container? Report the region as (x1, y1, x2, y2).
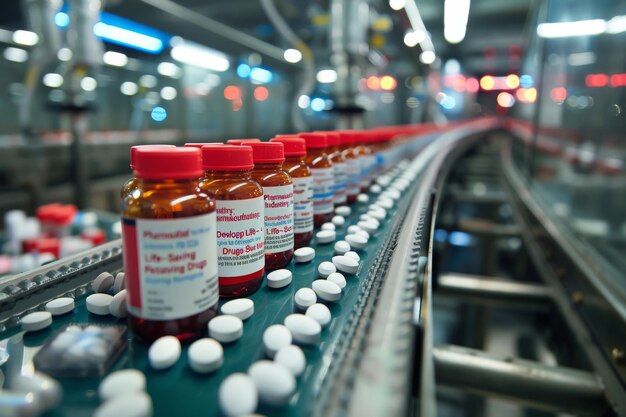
(246, 142, 294, 270)
(270, 137, 313, 248)
(199, 145, 265, 297)
(297, 133, 334, 227)
(338, 131, 361, 204)
(122, 147, 219, 342)
(120, 144, 176, 199)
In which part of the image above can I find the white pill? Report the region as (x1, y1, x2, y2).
(346, 225, 361, 235)
(267, 269, 292, 289)
(221, 299, 254, 320)
(294, 247, 315, 263)
(345, 234, 368, 250)
(45, 297, 74, 316)
(149, 336, 181, 370)
(263, 324, 292, 358)
(99, 369, 146, 401)
(109, 290, 128, 319)
(385, 188, 401, 200)
(317, 261, 336, 278)
(21, 311, 52, 332)
(306, 303, 331, 328)
(377, 197, 394, 209)
(93, 392, 153, 417)
(358, 215, 380, 227)
(332, 256, 360, 274)
(248, 360, 296, 405)
(331, 215, 345, 226)
(355, 229, 370, 240)
(312, 280, 341, 302)
(344, 251, 361, 262)
(274, 345, 306, 377)
(367, 209, 386, 220)
(320, 222, 335, 231)
(284, 314, 321, 345)
(327, 272, 346, 289)
(294, 288, 317, 309)
(113, 272, 125, 294)
(208, 315, 244, 343)
(316, 230, 336, 244)
(357, 220, 378, 234)
(92, 272, 114, 293)
(12, 372, 62, 410)
(357, 193, 369, 203)
(188, 338, 223, 373)
(86, 293, 113, 315)
(370, 184, 382, 193)
(334, 240, 351, 255)
(219, 373, 258, 417)
(335, 206, 351, 216)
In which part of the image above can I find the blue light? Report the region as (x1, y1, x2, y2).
(55, 12, 70, 28)
(434, 229, 448, 243)
(250, 67, 273, 84)
(520, 74, 534, 88)
(440, 96, 456, 110)
(310, 97, 325, 112)
(448, 231, 474, 247)
(237, 64, 251, 78)
(151, 106, 167, 122)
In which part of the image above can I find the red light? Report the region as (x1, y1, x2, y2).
(452, 75, 466, 92)
(610, 73, 626, 87)
(585, 74, 609, 88)
(516, 88, 527, 102)
(466, 78, 479, 93)
(253, 86, 269, 101)
(497, 92, 515, 108)
(505, 74, 520, 89)
(224, 85, 241, 100)
(366, 76, 380, 90)
(380, 75, 397, 91)
(550, 87, 567, 102)
(232, 98, 243, 111)
(480, 75, 495, 90)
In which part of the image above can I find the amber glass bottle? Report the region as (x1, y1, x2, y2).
(297, 133, 333, 227)
(120, 144, 175, 198)
(247, 142, 294, 270)
(199, 145, 265, 298)
(270, 137, 313, 248)
(338, 131, 360, 204)
(122, 147, 218, 342)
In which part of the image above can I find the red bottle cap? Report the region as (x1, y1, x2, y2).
(337, 131, 356, 146)
(184, 142, 223, 148)
(202, 145, 254, 171)
(129, 145, 175, 169)
(326, 132, 341, 147)
(269, 137, 306, 157)
(296, 132, 327, 149)
(134, 147, 203, 180)
(247, 142, 285, 163)
(227, 139, 261, 145)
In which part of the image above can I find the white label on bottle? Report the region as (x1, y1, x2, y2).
(292, 176, 314, 233)
(346, 158, 361, 196)
(311, 167, 334, 215)
(360, 155, 374, 187)
(215, 197, 265, 278)
(332, 161, 347, 204)
(125, 213, 218, 321)
(264, 184, 294, 253)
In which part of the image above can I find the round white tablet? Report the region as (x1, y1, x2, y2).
(148, 336, 181, 370)
(316, 230, 336, 244)
(367, 209, 386, 220)
(263, 324, 292, 358)
(327, 272, 346, 289)
(377, 197, 394, 209)
(113, 272, 125, 294)
(99, 369, 146, 401)
(335, 206, 351, 216)
(274, 345, 306, 377)
(267, 269, 292, 289)
(318, 261, 336, 278)
(355, 229, 370, 240)
(331, 215, 345, 226)
(294, 247, 315, 263)
(188, 338, 223, 373)
(219, 373, 258, 417)
(344, 251, 361, 262)
(12, 372, 61, 410)
(92, 272, 114, 293)
(294, 288, 317, 309)
(370, 184, 382, 193)
(334, 240, 351, 255)
(93, 392, 153, 417)
(248, 361, 295, 405)
(357, 220, 378, 234)
(305, 303, 331, 328)
(346, 225, 361, 235)
(45, 297, 74, 316)
(320, 222, 335, 231)
(284, 314, 322, 345)
(358, 215, 380, 227)
(385, 188, 401, 200)
(345, 234, 368, 250)
(109, 290, 128, 319)
(208, 315, 244, 343)
(221, 299, 254, 320)
(357, 193, 369, 203)
(312, 280, 341, 302)
(332, 256, 360, 275)
(86, 294, 113, 316)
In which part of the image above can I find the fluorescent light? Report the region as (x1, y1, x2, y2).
(160, 86, 177, 100)
(170, 40, 230, 72)
(404, 30, 425, 47)
(120, 81, 138, 95)
(3, 47, 28, 63)
(57, 47, 72, 62)
(311, 97, 325, 111)
(567, 51, 596, 66)
(537, 19, 606, 38)
(389, 0, 406, 11)
(284, 49, 302, 63)
(94, 22, 164, 53)
(80, 77, 98, 91)
(419, 50, 436, 64)
(55, 12, 70, 28)
(298, 95, 310, 109)
(250, 67, 273, 84)
(444, 0, 471, 44)
(12, 30, 39, 46)
(157, 62, 181, 78)
(43, 73, 63, 88)
(317, 69, 338, 83)
(607, 15, 626, 34)
(103, 51, 128, 67)
(139, 74, 158, 88)
(404, 0, 435, 53)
